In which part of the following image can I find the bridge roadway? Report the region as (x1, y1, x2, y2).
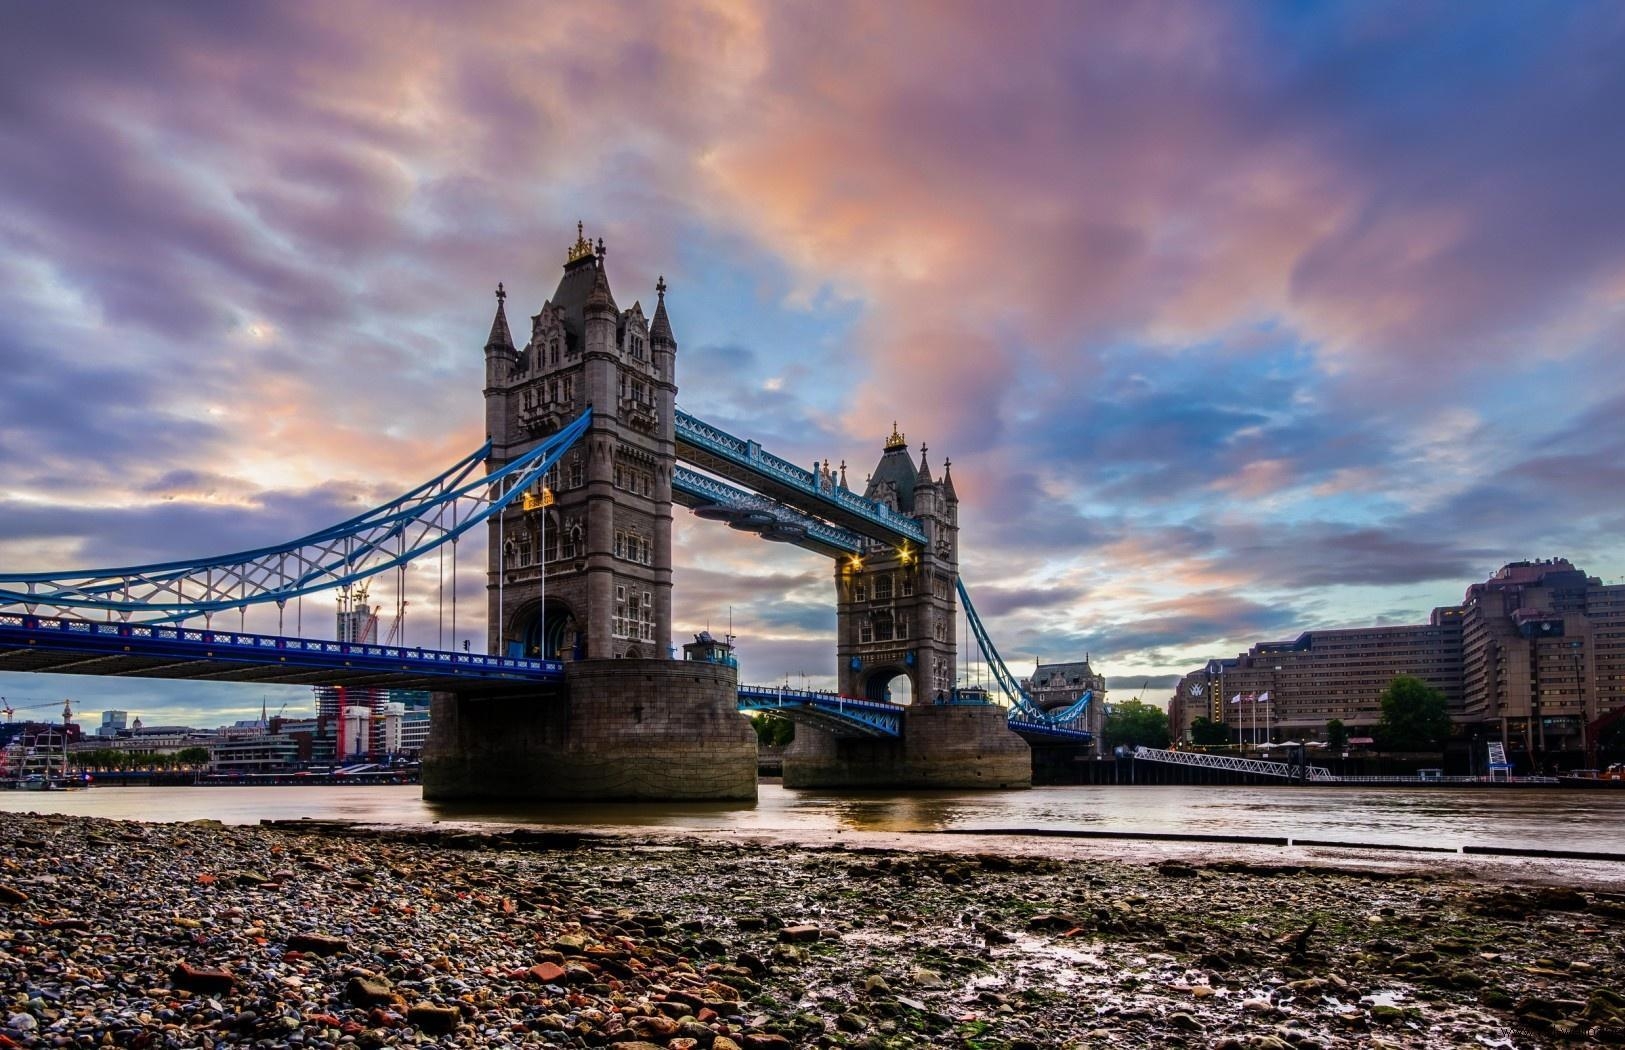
(674, 410, 927, 550)
(0, 614, 1091, 743)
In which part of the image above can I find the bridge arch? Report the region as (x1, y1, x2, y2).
(860, 664, 915, 706)
(513, 597, 579, 661)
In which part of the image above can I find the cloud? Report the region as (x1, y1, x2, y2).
(3, 2, 1625, 725)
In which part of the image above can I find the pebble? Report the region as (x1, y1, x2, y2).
(0, 811, 1617, 1049)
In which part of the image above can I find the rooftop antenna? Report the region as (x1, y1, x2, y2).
(727, 605, 735, 648)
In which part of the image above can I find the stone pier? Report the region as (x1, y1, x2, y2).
(781, 702, 1031, 790)
(422, 659, 757, 801)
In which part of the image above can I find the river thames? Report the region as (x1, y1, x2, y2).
(4, 782, 1624, 857)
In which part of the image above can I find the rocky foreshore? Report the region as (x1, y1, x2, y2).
(2, 813, 1623, 1049)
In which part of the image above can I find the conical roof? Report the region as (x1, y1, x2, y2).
(650, 275, 675, 345)
(485, 283, 515, 352)
(941, 458, 958, 502)
(864, 423, 919, 512)
(916, 445, 933, 485)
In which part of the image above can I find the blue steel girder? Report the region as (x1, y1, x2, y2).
(0, 411, 593, 622)
(956, 577, 1093, 733)
(0, 612, 564, 692)
(1009, 720, 1095, 744)
(738, 686, 901, 737)
(674, 409, 928, 548)
(673, 467, 862, 558)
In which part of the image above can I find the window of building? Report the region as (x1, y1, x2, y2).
(568, 455, 583, 488)
(875, 574, 894, 601)
(859, 620, 873, 643)
(854, 581, 867, 602)
(901, 574, 914, 597)
(549, 339, 560, 367)
(874, 614, 893, 642)
(515, 531, 533, 566)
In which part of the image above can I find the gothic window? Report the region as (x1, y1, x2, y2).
(564, 376, 576, 403)
(854, 581, 866, 603)
(896, 615, 908, 638)
(503, 538, 518, 566)
(545, 466, 559, 491)
(901, 574, 914, 597)
(543, 522, 559, 563)
(568, 454, 583, 488)
(859, 619, 873, 644)
(618, 371, 628, 401)
(632, 379, 648, 405)
(934, 618, 946, 642)
(874, 574, 894, 601)
(613, 465, 625, 489)
(631, 334, 645, 361)
(516, 531, 533, 566)
(614, 531, 626, 559)
(874, 614, 894, 642)
(564, 525, 583, 559)
(549, 338, 560, 367)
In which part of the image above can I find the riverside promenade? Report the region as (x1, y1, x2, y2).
(2, 810, 1623, 1048)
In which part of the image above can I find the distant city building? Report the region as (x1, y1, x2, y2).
(313, 686, 430, 759)
(97, 710, 129, 737)
(1021, 659, 1107, 751)
(1172, 559, 1624, 764)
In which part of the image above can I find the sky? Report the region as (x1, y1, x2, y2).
(3, 1, 1624, 728)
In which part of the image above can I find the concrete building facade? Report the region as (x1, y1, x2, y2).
(1173, 559, 1625, 763)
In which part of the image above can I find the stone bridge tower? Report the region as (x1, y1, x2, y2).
(482, 226, 676, 661)
(836, 425, 960, 703)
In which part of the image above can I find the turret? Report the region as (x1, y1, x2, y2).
(650, 275, 676, 386)
(583, 239, 618, 358)
(483, 283, 517, 442)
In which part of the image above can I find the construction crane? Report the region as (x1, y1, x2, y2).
(385, 599, 409, 645)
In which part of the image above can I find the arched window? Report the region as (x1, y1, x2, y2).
(549, 338, 560, 367)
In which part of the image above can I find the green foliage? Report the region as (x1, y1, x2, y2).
(1325, 718, 1349, 750)
(1377, 675, 1451, 751)
(1188, 716, 1229, 746)
(1103, 699, 1170, 750)
(749, 713, 795, 747)
(174, 747, 212, 766)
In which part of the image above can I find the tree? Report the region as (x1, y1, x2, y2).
(1188, 716, 1229, 746)
(1103, 699, 1170, 750)
(749, 713, 795, 748)
(1376, 675, 1451, 751)
(175, 747, 212, 767)
(1324, 719, 1349, 750)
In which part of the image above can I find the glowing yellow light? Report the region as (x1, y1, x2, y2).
(847, 556, 863, 573)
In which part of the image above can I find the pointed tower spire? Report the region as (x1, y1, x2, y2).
(485, 282, 515, 352)
(585, 246, 617, 313)
(941, 456, 958, 502)
(917, 443, 933, 484)
(650, 275, 675, 347)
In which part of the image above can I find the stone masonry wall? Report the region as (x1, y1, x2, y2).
(782, 702, 1031, 789)
(422, 659, 757, 801)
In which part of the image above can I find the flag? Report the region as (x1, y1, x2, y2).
(1230, 694, 1242, 704)
(1257, 691, 1271, 702)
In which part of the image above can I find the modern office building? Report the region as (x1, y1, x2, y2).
(1172, 559, 1624, 764)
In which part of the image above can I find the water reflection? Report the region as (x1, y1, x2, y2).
(2, 783, 1622, 854)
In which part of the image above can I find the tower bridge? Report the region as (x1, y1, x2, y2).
(0, 224, 1095, 799)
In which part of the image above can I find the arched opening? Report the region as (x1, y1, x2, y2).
(863, 667, 915, 706)
(518, 598, 578, 660)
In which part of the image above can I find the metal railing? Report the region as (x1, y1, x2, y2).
(1133, 746, 1337, 780)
